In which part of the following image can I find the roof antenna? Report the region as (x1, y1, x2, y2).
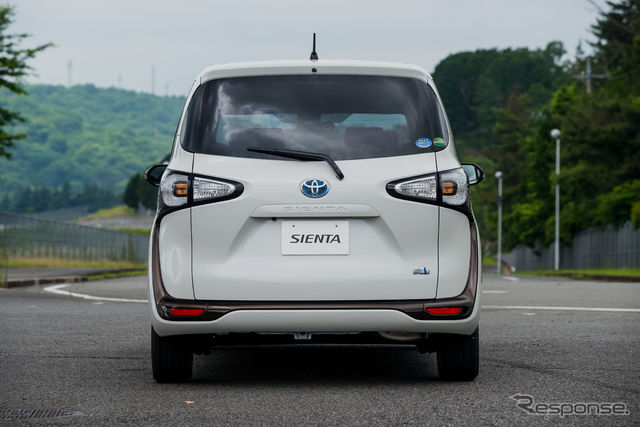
(310, 33, 318, 61)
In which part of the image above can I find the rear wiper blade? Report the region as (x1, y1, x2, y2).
(247, 147, 345, 180)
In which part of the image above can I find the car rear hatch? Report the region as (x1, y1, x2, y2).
(182, 74, 449, 301)
(191, 153, 439, 300)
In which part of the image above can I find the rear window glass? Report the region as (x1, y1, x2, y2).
(181, 75, 448, 160)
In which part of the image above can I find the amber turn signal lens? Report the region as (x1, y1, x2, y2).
(441, 181, 457, 195)
(173, 182, 188, 197)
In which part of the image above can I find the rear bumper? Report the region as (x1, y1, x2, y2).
(149, 219, 481, 337)
(150, 303, 480, 336)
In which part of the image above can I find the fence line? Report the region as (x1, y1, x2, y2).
(513, 221, 640, 271)
(26, 206, 90, 222)
(0, 212, 149, 263)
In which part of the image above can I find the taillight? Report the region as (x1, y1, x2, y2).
(157, 170, 243, 218)
(439, 168, 468, 206)
(386, 167, 469, 209)
(426, 307, 462, 315)
(193, 176, 236, 202)
(160, 172, 189, 207)
(169, 308, 206, 317)
(392, 175, 437, 201)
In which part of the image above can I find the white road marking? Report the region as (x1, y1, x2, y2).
(40, 285, 640, 314)
(482, 305, 640, 313)
(501, 276, 520, 281)
(522, 312, 536, 316)
(43, 284, 147, 304)
(482, 290, 509, 294)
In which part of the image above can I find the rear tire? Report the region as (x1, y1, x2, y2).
(436, 327, 479, 381)
(151, 327, 193, 383)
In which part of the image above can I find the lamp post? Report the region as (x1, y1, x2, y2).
(495, 171, 503, 275)
(550, 129, 561, 271)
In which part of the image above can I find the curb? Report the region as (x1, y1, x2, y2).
(3, 276, 87, 288)
(2, 268, 145, 289)
(544, 274, 639, 283)
(518, 273, 640, 283)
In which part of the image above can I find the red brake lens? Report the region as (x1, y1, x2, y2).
(426, 307, 462, 315)
(169, 308, 205, 317)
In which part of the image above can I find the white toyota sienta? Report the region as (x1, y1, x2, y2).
(145, 58, 484, 383)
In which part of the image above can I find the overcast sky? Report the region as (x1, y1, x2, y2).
(14, 0, 606, 96)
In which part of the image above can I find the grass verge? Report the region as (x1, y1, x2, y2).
(6, 256, 147, 270)
(482, 254, 497, 268)
(115, 227, 151, 236)
(82, 205, 137, 220)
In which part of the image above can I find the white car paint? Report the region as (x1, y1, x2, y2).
(151, 59, 480, 337)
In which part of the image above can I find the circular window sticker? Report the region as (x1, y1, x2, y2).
(433, 137, 447, 148)
(415, 138, 433, 148)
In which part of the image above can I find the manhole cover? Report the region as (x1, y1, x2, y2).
(0, 409, 82, 420)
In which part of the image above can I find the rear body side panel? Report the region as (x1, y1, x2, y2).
(437, 210, 472, 299)
(158, 210, 193, 300)
(435, 147, 474, 299)
(168, 140, 193, 171)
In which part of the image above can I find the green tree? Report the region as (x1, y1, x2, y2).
(0, 84, 183, 199)
(433, 43, 570, 251)
(123, 172, 158, 211)
(595, 180, 640, 226)
(123, 174, 141, 209)
(491, 0, 640, 249)
(0, 6, 51, 159)
(631, 200, 640, 227)
(489, 94, 532, 199)
(433, 42, 568, 152)
(590, 0, 640, 92)
(137, 174, 157, 210)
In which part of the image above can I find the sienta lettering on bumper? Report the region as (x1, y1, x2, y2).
(289, 234, 341, 244)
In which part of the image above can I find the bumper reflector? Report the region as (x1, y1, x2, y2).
(169, 308, 206, 317)
(426, 307, 462, 316)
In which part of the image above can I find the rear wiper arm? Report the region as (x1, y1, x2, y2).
(247, 147, 345, 180)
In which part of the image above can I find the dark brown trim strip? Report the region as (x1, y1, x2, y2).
(151, 217, 479, 322)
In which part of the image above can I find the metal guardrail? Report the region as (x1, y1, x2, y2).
(0, 212, 149, 263)
(513, 222, 640, 271)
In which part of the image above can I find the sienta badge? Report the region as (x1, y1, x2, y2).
(415, 138, 433, 148)
(433, 137, 447, 148)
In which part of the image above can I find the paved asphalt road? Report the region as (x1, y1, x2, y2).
(0, 274, 638, 425)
